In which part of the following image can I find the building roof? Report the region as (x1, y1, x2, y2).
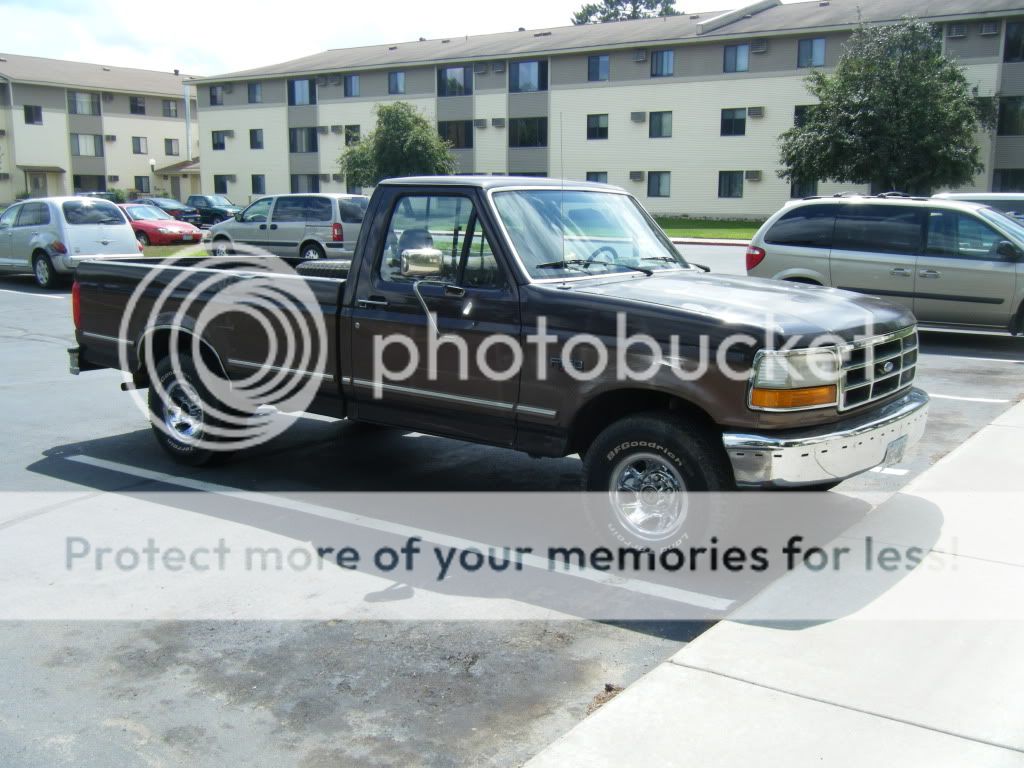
(0, 52, 196, 95)
(194, 0, 1024, 83)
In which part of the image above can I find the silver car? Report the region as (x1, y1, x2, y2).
(747, 195, 1024, 333)
(207, 193, 368, 261)
(0, 197, 140, 288)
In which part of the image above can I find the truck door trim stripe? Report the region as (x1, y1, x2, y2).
(82, 331, 134, 346)
(348, 378, 557, 418)
(227, 358, 334, 382)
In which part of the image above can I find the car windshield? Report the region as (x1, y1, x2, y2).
(492, 188, 688, 280)
(207, 196, 233, 206)
(63, 200, 126, 225)
(126, 205, 173, 222)
(980, 207, 1024, 241)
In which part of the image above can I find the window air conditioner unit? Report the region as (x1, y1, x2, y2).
(474, 62, 489, 74)
(629, 171, 645, 181)
(492, 61, 506, 73)
(946, 23, 967, 38)
(0, 129, 5, 137)
(226, 174, 237, 183)
(223, 130, 235, 138)
(630, 111, 647, 123)
(320, 173, 331, 182)
(745, 170, 762, 181)
(223, 84, 234, 93)
(748, 106, 765, 118)
(491, 117, 506, 128)
(329, 75, 342, 86)
(633, 50, 648, 62)
(107, 175, 119, 182)
(317, 125, 329, 134)
(104, 134, 116, 142)
(0, 172, 11, 181)
(102, 92, 114, 102)
(979, 21, 1001, 36)
(331, 124, 344, 133)
(473, 118, 487, 129)
(751, 39, 768, 53)
(316, 76, 329, 86)
(332, 173, 344, 181)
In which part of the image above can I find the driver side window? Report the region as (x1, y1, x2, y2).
(0, 206, 19, 228)
(240, 198, 272, 223)
(926, 210, 1004, 261)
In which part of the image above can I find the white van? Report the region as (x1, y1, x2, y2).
(932, 192, 1024, 221)
(0, 197, 141, 288)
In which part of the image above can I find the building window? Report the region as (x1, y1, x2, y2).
(588, 54, 609, 82)
(288, 78, 316, 106)
(249, 128, 264, 149)
(1006, 22, 1024, 62)
(724, 43, 750, 73)
(162, 99, 178, 118)
(209, 85, 224, 106)
(508, 117, 548, 148)
(798, 38, 826, 68)
(134, 176, 151, 193)
(345, 125, 361, 146)
(23, 105, 42, 125)
(247, 82, 262, 104)
(647, 171, 670, 197)
(790, 178, 818, 198)
(649, 111, 672, 138)
(651, 49, 674, 77)
(68, 91, 100, 115)
(438, 120, 473, 149)
(510, 60, 548, 92)
(718, 170, 744, 198)
(344, 75, 360, 97)
(587, 114, 608, 140)
(794, 104, 815, 127)
(214, 174, 231, 194)
(212, 130, 228, 150)
(130, 96, 146, 115)
(998, 97, 1024, 135)
(721, 108, 747, 136)
(289, 127, 318, 153)
(165, 138, 180, 156)
(131, 136, 148, 154)
(438, 65, 473, 97)
(586, 171, 608, 183)
(388, 71, 406, 95)
(252, 174, 266, 195)
(994, 168, 1024, 191)
(290, 174, 320, 193)
(70, 134, 103, 157)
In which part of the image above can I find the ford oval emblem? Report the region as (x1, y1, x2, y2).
(881, 360, 895, 375)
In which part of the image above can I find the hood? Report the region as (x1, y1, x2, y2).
(571, 271, 915, 343)
(217, 206, 242, 214)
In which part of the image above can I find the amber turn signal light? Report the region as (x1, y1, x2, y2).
(750, 385, 838, 409)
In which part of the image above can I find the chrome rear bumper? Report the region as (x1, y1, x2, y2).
(723, 388, 929, 488)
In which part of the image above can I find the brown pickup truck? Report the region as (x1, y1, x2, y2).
(69, 176, 929, 546)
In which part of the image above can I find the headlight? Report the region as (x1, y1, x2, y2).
(750, 347, 840, 410)
(157, 227, 175, 234)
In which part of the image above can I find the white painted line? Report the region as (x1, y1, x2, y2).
(0, 288, 67, 299)
(870, 467, 910, 476)
(64, 455, 734, 612)
(929, 393, 1011, 404)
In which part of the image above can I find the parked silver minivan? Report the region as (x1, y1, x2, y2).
(0, 197, 140, 288)
(207, 193, 369, 261)
(747, 195, 1024, 333)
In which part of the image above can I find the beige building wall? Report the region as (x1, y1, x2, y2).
(8, 83, 72, 196)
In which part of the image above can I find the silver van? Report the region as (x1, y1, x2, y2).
(0, 197, 140, 288)
(747, 195, 1024, 333)
(207, 193, 368, 261)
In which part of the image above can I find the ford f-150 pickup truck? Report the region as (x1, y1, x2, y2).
(69, 176, 929, 546)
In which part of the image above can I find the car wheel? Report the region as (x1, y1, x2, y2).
(211, 237, 233, 257)
(32, 252, 59, 289)
(147, 355, 221, 466)
(301, 242, 326, 261)
(136, 231, 150, 247)
(582, 411, 733, 550)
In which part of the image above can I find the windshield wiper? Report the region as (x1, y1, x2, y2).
(535, 258, 652, 276)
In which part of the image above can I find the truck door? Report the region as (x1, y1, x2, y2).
(348, 190, 521, 446)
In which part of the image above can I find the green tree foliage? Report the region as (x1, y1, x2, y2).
(572, 0, 678, 25)
(778, 18, 998, 195)
(339, 102, 456, 187)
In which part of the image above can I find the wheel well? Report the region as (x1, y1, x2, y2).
(32, 248, 48, 260)
(300, 239, 325, 254)
(568, 389, 718, 457)
(783, 277, 822, 286)
(135, 328, 227, 388)
(1015, 298, 1024, 335)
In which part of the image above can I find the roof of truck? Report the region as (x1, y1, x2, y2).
(379, 176, 624, 192)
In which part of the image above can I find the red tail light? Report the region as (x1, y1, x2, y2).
(52, 241, 67, 254)
(745, 245, 766, 271)
(72, 281, 81, 329)
(332, 222, 344, 242)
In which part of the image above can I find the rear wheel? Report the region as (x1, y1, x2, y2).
(136, 231, 150, 247)
(32, 252, 58, 289)
(211, 237, 233, 257)
(301, 242, 325, 261)
(148, 355, 218, 466)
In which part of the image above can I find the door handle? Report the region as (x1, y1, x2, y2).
(890, 267, 912, 276)
(919, 269, 941, 279)
(444, 285, 466, 298)
(258, 224, 267, 230)
(357, 296, 389, 308)
(269, 224, 278, 230)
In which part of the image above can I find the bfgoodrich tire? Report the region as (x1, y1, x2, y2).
(582, 411, 734, 550)
(147, 355, 219, 466)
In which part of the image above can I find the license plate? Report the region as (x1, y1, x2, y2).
(182, 234, 193, 241)
(883, 435, 908, 466)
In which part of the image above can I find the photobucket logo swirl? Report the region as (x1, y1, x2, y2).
(117, 246, 328, 454)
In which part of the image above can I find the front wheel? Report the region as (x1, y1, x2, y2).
(136, 231, 150, 247)
(210, 237, 233, 257)
(582, 412, 733, 549)
(148, 355, 217, 466)
(32, 252, 59, 289)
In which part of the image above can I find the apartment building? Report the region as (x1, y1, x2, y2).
(0, 53, 199, 203)
(194, 0, 1024, 217)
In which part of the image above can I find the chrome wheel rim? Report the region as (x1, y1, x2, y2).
(609, 452, 688, 542)
(34, 257, 50, 286)
(212, 241, 228, 256)
(163, 380, 204, 443)
(303, 247, 322, 260)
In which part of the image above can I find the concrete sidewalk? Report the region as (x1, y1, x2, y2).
(525, 401, 1024, 767)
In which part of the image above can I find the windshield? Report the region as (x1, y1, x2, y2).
(492, 189, 688, 280)
(208, 196, 234, 206)
(62, 200, 126, 225)
(126, 205, 173, 222)
(980, 207, 1024, 241)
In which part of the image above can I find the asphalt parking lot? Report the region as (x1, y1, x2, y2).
(1, 271, 1022, 767)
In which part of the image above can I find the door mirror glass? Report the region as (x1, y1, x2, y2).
(234, 212, 243, 222)
(996, 240, 1021, 260)
(401, 247, 444, 277)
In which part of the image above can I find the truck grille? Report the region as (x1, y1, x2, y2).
(838, 326, 918, 411)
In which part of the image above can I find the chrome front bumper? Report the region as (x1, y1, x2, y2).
(723, 388, 929, 487)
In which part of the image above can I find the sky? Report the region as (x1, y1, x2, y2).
(0, 0, 775, 77)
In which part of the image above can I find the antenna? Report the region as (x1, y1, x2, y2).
(560, 111, 565, 264)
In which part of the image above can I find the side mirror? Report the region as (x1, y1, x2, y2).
(234, 213, 243, 222)
(401, 247, 444, 277)
(996, 240, 1021, 261)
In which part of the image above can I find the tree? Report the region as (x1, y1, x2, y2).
(778, 18, 997, 195)
(572, 0, 678, 25)
(338, 102, 456, 187)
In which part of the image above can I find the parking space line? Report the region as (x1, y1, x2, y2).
(870, 467, 910, 476)
(0, 289, 67, 299)
(64, 454, 735, 612)
(929, 394, 1012, 404)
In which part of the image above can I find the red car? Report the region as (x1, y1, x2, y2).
(120, 204, 204, 246)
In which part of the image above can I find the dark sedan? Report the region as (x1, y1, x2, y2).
(128, 197, 202, 226)
(185, 194, 242, 226)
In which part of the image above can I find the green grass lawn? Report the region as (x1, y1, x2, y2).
(654, 217, 763, 240)
(142, 243, 204, 258)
